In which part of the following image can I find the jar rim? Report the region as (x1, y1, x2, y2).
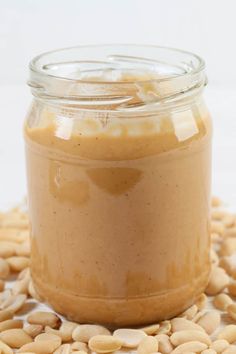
(28, 44, 206, 110)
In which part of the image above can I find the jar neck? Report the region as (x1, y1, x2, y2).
(28, 45, 207, 113)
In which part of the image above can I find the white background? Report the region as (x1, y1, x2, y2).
(0, 0, 236, 208)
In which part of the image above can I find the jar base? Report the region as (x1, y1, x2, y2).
(32, 269, 210, 327)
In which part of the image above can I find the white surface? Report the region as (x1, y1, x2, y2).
(0, 1, 236, 207)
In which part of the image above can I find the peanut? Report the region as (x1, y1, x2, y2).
(7, 257, 29, 272)
(205, 267, 229, 295)
(141, 324, 160, 335)
(137, 336, 159, 354)
(196, 311, 221, 334)
(24, 324, 44, 338)
(218, 325, 236, 343)
(27, 311, 61, 329)
(88, 335, 122, 353)
(170, 317, 205, 333)
(227, 304, 236, 321)
(113, 329, 147, 348)
(170, 330, 211, 346)
(213, 293, 233, 311)
(210, 339, 229, 352)
(171, 340, 207, 354)
(72, 325, 110, 343)
(0, 328, 32, 348)
(155, 334, 173, 354)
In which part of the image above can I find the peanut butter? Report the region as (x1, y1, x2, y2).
(25, 95, 212, 326)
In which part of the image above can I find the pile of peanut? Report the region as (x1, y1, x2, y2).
(1, 198, 236, 353)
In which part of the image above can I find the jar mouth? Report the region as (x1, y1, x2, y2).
(29, 44, 206, 110)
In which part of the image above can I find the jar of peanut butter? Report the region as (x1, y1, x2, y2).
(25, 45, 212, 327)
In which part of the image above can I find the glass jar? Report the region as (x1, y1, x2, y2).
(24, 45, 212, 327)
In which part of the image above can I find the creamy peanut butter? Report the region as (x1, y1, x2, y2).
(25, 94, 212, 326)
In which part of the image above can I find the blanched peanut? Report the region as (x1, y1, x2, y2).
(195, 293, 207, 310)
(0, 328, 32, 348)
(156, 321, 171, 335)
(0, 339, 13, 354)
(170, 330, 211, 346)
(72, 325, 110, 343)
(1, 294, 26, 313)
(141, 324, 159, 335)
(170, 317, 205, 333)
(205, 267, 229, 295)
(213, 293, 233, 311)
(170, 340, 207, 354)
(212, 232, 222, 243)
(210, 339, 229, 352)
(15, 242, 30, 257)
(219, 257, 236, 277)
(212, 209, 227, 220)
(12, 275, 30, 296)
(18, 340, 61, 353)
(0, 319, 23, 332)
(211, 221, 225, 235)
(155, 334, 173, 354)
(222, 214, 235, 228)
(192, 310, 205, 323)
(27, 312, 61, 329)
(113, 329, 147, 348)
(202, 350, 217, 354)
(45, 321, 77, 342)
(218, 325, 236, 343)
(54, 343, 71, 354)
(196, 311, 221, 334)
(0, 228, 28, 243)
(180, 305, 198, 320)
(222, 345, 236, 354)
(212, 196, 222, 207)
(18, 267, 30, 281)
(137, 336, 158, 354)
(220, 238, 236, 256)
(28, 281, 42, 301)
(35, 333, 62, 346)
(211, 249, 220, 266)
(0, 242, 16, 258)
(227, 304, 236, 321)
(0, 309, 14, 322)
(88, 335, 122, 353)
(224, 227, 236, 238)
(7, 257, 29, 272)
(0, 259, 10, 279)
(227, 281, 236, 296)
(71, 341, 88, 352)
(24, 324, 43, 338)
(0, 290, 11, 305)
(72, 352, 88, 354)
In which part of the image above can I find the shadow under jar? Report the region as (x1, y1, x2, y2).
(24, 45, 212, 327)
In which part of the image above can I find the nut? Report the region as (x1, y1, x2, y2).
(88, 335, 122, 353)
(170, 330, 211, 346)
(113, 329, 147, 348)
(170, 317, 205, 333)
(213, 293, 233, 311)
(72, 325, 111, 343)
(170, 340, 207, 354)
(27, 311, 61, 329)
(205, 267, 229, 295)
(137, 336, 159, 354)
(196, 311, 221, 335)
(0, 328, 32, 348)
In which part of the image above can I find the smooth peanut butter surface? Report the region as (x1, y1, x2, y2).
(25, 95, 212, 326)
